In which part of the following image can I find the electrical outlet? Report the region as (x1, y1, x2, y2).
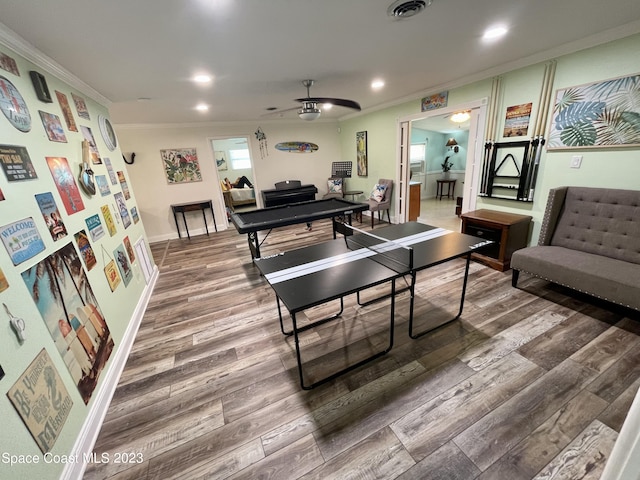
(570, 155, 583, 168)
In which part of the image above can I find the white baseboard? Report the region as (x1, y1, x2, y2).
(148, 224, 227, 244)
(60, 265, 159, 480)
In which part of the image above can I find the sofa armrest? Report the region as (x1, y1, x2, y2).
(538, 186, 568, 245)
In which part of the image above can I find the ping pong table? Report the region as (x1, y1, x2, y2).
(254, 222, 493, 389)
(230, 197, 369, 258)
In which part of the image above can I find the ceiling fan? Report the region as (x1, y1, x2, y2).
(270, 79, 361, 121)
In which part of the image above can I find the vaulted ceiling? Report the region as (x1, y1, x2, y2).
(1, 0, 639, 124)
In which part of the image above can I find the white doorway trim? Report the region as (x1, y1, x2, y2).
(396, 98, 488, 222)
(208, 135, 258, 229)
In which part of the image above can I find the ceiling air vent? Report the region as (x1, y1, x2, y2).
(387, 0, 432, 18)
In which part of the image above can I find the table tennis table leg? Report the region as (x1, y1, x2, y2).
(293, 279, 397, 390)
(276, 296, 344, 337)
(409, 253, 472, 339)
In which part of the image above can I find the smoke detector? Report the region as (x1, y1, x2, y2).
(387, 0, 432, 18)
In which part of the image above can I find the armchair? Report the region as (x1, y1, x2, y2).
(366, 179, 393, 228)
(322, 177, 344, 199)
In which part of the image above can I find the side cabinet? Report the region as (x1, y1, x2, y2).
(461, 209, 532, 271)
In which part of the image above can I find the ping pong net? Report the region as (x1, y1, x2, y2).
(343, 224, 413, 275)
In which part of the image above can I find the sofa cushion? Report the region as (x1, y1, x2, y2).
(512, 246, 640, 310)
(550, 187, 640, 265)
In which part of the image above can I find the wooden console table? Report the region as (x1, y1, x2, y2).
(436, 179, 456, 200)
(171, 200, 217, 239)
(461, 209, 531, 271)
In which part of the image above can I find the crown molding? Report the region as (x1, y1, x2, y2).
(0, 21, 112, 107)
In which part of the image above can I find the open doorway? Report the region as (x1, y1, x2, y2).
(210, 136, 257, 219)
(397, 100, 487, 230)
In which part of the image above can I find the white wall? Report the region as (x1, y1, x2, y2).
(115, 121, 343, 241)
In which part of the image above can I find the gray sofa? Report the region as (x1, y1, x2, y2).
(511, 186, 640, 311)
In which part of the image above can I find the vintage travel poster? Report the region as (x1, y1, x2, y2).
(114, 192, 131, 229)
(80, 126, 102, 164)
(1, 217, 46, 265)
(104, 259, 121, 291)
(21, 242, 113, 404)
(71, 92, 90, 120)
(0, 52, 19, 75)
(131, 206, 140, 224)
(123, 236, 135, 263)
(39, 111, 67, 143)
(0, 144, 38, 181)
(35, 192, 68, 241)
(85, 213, 105, 242)
(7, 349, 73, 453)
(46, 157, 85, 215)
(103, 157, 117, 185)
(117, 170, 130, 200)
(503, 103, 532, 137)
(114, 243, 133, 287)
(95, 175, 111, 196)
(74, 229, 96, 271)
(101, 204, 117, 236)
(55, 90, 78, 132)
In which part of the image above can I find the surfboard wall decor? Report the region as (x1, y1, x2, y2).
(274, 141, 318, 153)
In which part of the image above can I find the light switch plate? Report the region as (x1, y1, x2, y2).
(571, 155, 583, 168)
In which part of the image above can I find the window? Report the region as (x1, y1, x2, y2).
(229, 148, 251, 169)
(410, 143, 426, 161)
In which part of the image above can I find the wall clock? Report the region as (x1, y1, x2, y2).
(0, 76, 31, 132)
(98, 114, 117, 151)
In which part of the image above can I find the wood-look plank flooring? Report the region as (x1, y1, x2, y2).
(85, 218, 640, 480)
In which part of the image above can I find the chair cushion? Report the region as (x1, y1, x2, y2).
(370, 183, 387, 203)
(327, 178, 343, 194)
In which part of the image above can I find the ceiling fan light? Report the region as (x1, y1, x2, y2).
(451, 111, 471, 123)
(298, 101, 321, 121)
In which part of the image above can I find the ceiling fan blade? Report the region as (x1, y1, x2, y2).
(295, 97, 361, 111)
(260, 106, 300, 117)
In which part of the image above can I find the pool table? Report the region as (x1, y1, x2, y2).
(230, 198, 369, 258)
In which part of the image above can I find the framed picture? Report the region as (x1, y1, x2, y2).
(160, 148, 203, 184)
(421, 91, 448, 112)
(548, 73, 640, 150)
(356, 131, 368, 177)
(215, 151, 227, 171)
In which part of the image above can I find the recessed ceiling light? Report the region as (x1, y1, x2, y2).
(372, 79, 385, 90)
(195, 104, 209, 111)
(483, 25, 508, 41)
(193, 74, 212, 83)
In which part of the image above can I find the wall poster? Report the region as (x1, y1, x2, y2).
(46, 157, 85, 215)
(21, 243, 114, 404)
(1, 217, 46, 265)
(504, 103, 532, 137)
(356, 131, 368, 177)
(7, 349, 73, 453)
(0, 145, 38, 181)
(160, 148, 202, 184)
(548, 73, 640, 149)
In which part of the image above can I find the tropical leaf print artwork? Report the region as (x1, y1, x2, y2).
(548, 74, 640, 149)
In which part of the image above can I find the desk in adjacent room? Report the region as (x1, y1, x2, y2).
(171, 199, 217, 239)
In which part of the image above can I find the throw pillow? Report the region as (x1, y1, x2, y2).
(327, 178, 343, 194)
(370, 183, 387, 203)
